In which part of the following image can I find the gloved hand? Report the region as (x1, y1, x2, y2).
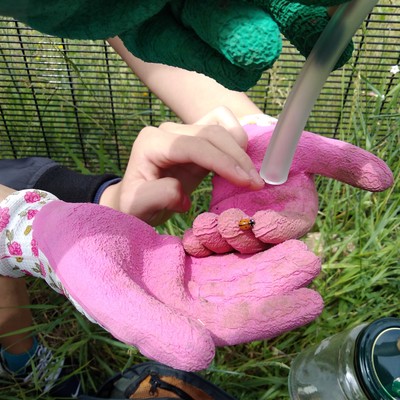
(183, 118, 394, 257)
(0, 190, 323, 371)
(1, 0, 354, 91)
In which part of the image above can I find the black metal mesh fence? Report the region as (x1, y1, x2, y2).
(0, 1, 399, 173)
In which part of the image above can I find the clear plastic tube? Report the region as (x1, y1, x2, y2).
(260, 0, 379, 185)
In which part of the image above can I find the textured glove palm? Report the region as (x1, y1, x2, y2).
(0, 190, 323, 371)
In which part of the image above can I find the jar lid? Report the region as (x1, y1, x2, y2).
(355, 317, 400, 400)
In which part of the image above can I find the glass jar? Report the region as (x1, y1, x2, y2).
(288, 317, 400, 399)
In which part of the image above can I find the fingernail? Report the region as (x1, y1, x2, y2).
(249, 169, 265, 186)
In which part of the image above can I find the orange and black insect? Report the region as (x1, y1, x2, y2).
(238, 218, 255, 231)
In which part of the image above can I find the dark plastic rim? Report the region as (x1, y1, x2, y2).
(355, 317, 400, 400)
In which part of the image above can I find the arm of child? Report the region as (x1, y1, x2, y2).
(107, 37, 262, 123)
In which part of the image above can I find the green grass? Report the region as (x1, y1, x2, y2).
(1, 73, 398, 400)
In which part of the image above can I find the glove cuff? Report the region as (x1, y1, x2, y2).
(0, 190, 99, 323)
(0, 190, 61, 285)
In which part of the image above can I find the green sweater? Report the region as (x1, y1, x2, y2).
(0, 0, 352, 91)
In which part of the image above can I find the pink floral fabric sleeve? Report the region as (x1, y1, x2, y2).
(0, 190, 63, 291)
(0, 189, 98, 324)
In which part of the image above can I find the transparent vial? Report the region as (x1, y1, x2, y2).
(288, 318, 400, 400)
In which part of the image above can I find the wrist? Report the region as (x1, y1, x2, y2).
(98, 180, 122, 210)
(94, 177, 122, 205)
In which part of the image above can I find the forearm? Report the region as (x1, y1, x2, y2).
(107, 37, 262, 123)
(0, 184, 14, 201)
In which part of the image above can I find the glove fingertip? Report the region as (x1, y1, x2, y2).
(183, 229, 213, 257)
(138, 321, 216, 372)
(218, 209, 270, 254)
(192, 213, 234, 254)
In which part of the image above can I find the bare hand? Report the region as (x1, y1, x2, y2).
(99, 107, 264, 225)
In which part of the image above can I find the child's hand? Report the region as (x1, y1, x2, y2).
(183, 121, 394, 256)
(0, 191, 322, 371)
(100, 107, 264, 226)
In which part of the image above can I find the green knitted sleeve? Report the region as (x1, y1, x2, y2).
(0, 0, 280, 90)
(267, 0, 353, 69)
(0, 0, 354, 91)
(120, 0, 282, 89)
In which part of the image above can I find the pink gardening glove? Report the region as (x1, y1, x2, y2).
(0, 190, 323, 371)
(183, 122, 394, 256)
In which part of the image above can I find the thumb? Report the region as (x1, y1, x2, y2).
(295, 131, 394, 192)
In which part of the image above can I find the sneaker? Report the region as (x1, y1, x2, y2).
(0, 343, 82, 398)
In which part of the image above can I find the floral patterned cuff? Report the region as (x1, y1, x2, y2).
(0, 190, 101, 325)
(0, 190, 65, 293)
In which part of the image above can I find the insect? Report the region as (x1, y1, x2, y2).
(238, 218, 255, 231)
